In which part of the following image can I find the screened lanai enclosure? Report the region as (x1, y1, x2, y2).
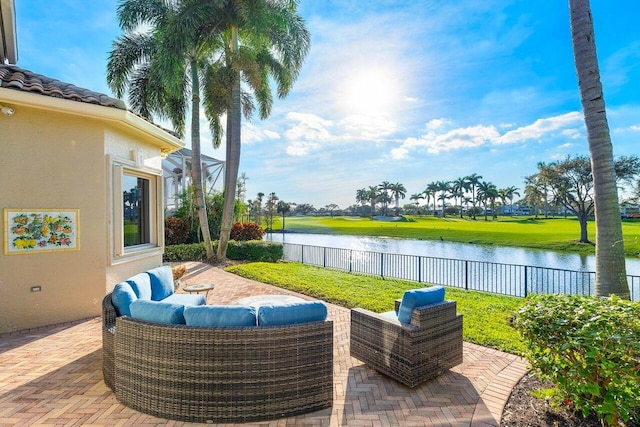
(162, 148, 224, 214)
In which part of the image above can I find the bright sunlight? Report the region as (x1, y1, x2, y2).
(342, 68, 399, 116)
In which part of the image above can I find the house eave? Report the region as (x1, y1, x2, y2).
(0, 87, 184, 154)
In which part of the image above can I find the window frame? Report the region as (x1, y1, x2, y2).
(110, 157, 164, 263)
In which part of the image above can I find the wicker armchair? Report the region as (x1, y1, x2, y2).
(350, 298, 463, 388)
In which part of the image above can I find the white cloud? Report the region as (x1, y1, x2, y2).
(390, 112, 586, 157)
(242, 122, 281, 144)
(495, 111, 583, 144)
(561, 128, 582, 139)
(425, 118, 449, 131)
(286, 141, 320, 156)
(395, 125, 500, 157)
(339, 114, 397, 139)
(282, 112, 333, 156)
(630, 125, 640, 132)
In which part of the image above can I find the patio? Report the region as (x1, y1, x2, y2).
(0, 262, 527, 426)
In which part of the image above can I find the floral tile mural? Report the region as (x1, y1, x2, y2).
(3, 209, 79, 254)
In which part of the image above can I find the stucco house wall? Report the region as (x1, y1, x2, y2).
(0, 65, 183, 334)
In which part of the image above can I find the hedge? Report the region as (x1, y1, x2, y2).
(163, 240, 283, 263)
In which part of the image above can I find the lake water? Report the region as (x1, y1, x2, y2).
(266, 232, 640, 276)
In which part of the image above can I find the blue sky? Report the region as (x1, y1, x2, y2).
(14, 0, 640, 209)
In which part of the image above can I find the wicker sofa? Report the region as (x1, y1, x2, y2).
(350, 286, 463, 388)
(102, 268, 334, 423)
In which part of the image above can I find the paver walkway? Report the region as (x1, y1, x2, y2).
(0, 262, 528, 426)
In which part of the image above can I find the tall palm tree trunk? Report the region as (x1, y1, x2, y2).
(190, 59, 214, 259)
(217, 26, 241, 261)
(569, 0, 629, 298)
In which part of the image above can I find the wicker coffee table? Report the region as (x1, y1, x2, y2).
(183, 283, 214, 299)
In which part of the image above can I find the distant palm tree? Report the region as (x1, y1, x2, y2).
(504, 186, 520, 215)
(367, 186, 379, 216)
(378, 181, 392, 215)
(355, 188, 368, 214)
(435, 181, 451, 217)
(465, 173, 483, 220)
(523, 175, 543, 218)
(409, 193, 423, 213)
(389, 182, 407, 215)
(451, 177, 469, 218)
(425, 182, 439, 216)
(477, 181, 497, 221)
(569, 0, 629, 299)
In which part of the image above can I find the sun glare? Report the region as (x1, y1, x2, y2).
(342, 69, 399, 116)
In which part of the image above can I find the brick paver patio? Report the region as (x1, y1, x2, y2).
(0, 262, 528, 426)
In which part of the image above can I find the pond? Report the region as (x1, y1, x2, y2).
(265, 232, 640, 276)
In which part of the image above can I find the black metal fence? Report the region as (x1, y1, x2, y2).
(282, 243, 640, 301)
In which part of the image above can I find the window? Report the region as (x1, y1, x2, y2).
(122, 174, 150, 246)
(111, 160, 163, 261)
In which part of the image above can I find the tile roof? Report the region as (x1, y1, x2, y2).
(0, 63, 126, 110)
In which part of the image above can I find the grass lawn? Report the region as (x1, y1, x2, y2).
(272, 215, 640, 257)
(226, 261, 526, 355)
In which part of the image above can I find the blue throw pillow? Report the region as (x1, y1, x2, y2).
(129, 299, 186, 324)
(184, 305, 257, 327)
(126, 273, 152, 300)
(257, 301, 328, 326)
(111, 281, 137, 316)
(163, 293, 206, 307)
(397, 286, 445, 324)
(147, 266, 174, 301)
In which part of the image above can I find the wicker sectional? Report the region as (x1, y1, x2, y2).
(102, 293, 334, 423)
(350, 299, 463, 388)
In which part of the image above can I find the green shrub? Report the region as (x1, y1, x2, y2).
(512, 293, 640, 426)
(230, 222, 266, 241)
(163, 243, 207, 262)
(226, 240, 283, 262)
(163, 240, 283, 263)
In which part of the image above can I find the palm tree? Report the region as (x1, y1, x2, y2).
(451, 177, 469, 218)
(107, 0, 226, 259)
(569, 0, 629, 299)
(436, 181, 451, 217)
(378, 181, 392, 216)
(465, 173, 483, 220)
(523, 175, 543, 218)
(425, 182, 439, 216)
(409, 193, 423, 213)
(389, 182, 407, 215)
(505, 186, 520, 215)
(276, 200, 291, 231)
(476, 181, 497, 221)
(215, 1, 310, 261)
(367, 186, 379, 216)
(355, 188, 368, 215)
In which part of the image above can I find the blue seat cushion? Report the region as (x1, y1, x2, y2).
(397, 286, 445, 324)
(257, 301, 327, 326)
(184, 305, 257, 327)
(111, 281, 137, 316)
(163, 293, 206, 307)
(129, 299, 186, 324)
(126, 272, 152, 300)
(147, 266, 174, 301)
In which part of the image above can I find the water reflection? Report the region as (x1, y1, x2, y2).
(266, 232, 640, 276)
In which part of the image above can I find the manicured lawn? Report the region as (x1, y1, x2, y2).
(272, 215, 640, 256)
(226, 261, 526, 355)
